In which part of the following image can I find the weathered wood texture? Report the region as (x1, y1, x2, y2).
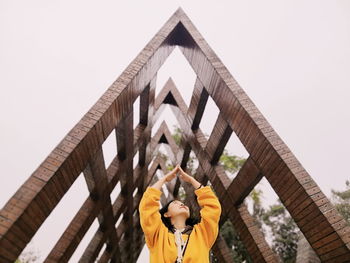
(1, 7, 349, 263)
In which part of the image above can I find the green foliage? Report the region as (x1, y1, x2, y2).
(16, 247, 40, 263)
(250, 189, 265, 231)
(332, 181, 350, 225)
(262, 202, 298, 263)
(219, 220, 253, 263)
(172, 126, 183, 146)
(219, 149, 246, 175)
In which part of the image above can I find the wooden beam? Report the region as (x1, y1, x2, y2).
(116, 109, 135, 262)
(188, 78, 209, 131)
(82, 148, 120, 262)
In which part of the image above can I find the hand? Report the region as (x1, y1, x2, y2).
(178, 166, 193, 183)
(163, 164, 180, 182)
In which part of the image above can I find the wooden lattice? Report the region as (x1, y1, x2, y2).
(1, 8, 349, 263)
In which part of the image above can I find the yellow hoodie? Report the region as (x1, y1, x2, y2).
(139, 185, 222, 263)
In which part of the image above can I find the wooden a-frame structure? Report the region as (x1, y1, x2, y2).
(1, 8, 349, 262)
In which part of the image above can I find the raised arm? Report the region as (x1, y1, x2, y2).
(178, 167, 222, 248)
(138, 165, 179, 248)
(139, 186, 162, 249)
(194, 185, 221, 248)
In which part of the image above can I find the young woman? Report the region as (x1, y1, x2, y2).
(139, 164, 222, 263)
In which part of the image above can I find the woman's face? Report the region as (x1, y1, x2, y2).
(165, 200, 190, 219)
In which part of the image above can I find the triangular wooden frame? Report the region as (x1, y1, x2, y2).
(1, 7, 349, 262)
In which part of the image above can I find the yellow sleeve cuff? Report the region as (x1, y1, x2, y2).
(194, 185, 211, 195)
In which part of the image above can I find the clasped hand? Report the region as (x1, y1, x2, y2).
(164, 164, 193, 183)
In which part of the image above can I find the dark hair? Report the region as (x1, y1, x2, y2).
(159, 199, 199, 232)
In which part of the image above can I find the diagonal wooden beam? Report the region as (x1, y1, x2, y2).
(206, 114, 233, 165)
(99, 196, 142, 263)
(138, 75, 156, 170)
(44, 194, 103, 262)
(116, 109, 134, 262)
(188, 78, 209, 131)
(227, 157, 262, 206)
(82, 148, 120, 262)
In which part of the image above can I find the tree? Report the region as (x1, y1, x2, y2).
(244, 188, 298, 263)
(219, 149, 246, 177)
(219, 219, 253, 262)
(332, 181, 350, 225)
(262, 202, 298, 263)
(16, 249, 40, 263)
(15, 241, 41, 263)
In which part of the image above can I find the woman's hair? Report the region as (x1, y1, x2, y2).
(159, 199, 199, 232)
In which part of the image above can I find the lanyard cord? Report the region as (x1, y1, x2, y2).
(174, 229, 192, 263)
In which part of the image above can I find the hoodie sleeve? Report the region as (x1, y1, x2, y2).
(194, 185, 222, 248)
(138, 186, 163, 249)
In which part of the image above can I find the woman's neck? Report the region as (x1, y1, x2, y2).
(171, 216, 187, 230)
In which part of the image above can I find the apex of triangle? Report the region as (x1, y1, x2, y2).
(176, 6, 184, 13)
(160, 120, 168, 128)
(174, 7, 190, 21)
(175, 7, 185, 14)
(165, 77, 176, 86)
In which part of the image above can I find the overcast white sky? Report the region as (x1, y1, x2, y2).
(1, 0, 350, 262)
